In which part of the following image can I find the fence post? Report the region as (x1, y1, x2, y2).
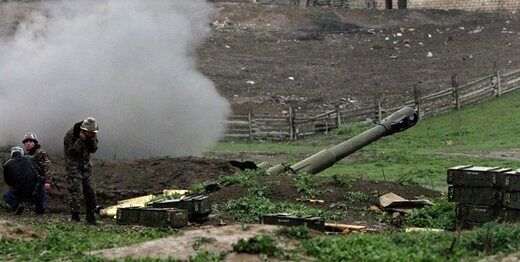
(289, 107, 296, 140)
(248, 106, 253, 140)
(413, 84, 422, 118)
(495, 70, 502, 97)
(374, 95, 382, 123)
(336, 104, 342, 127)
(452, 74, 460, 109)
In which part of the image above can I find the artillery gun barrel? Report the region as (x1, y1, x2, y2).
(266, 106, 419, 175)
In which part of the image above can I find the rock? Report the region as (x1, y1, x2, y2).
(426, 52, 433, 58)
(469, 26, 483, 34)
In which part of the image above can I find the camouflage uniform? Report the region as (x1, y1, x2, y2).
(63, 121, 99, 214)
(26, 144, 52, 183)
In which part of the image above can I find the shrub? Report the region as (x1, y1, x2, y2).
(232, 235, 280, 256)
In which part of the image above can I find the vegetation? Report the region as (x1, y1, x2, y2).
(405, 197, 457, 231)
(0, 218, 172, 261)
(3, 91, 520, 261)
(232, 235, 280, 257)
(302, 222, 520, 261)
(213, 90, 520, 191)
(294, 173, 322, 200)
(226, 195, 331, 223)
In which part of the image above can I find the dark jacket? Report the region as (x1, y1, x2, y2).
(2, 152, 40, 198)
(63, 121, 98, 176)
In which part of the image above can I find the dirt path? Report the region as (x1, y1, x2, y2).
(436, 149, 520, 162)
(91, 224, 283, 261)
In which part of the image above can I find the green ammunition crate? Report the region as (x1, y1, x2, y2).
(456, 204, 499, 224)
(261, 214, 325, 231)
(504, 170, 520, 191)
(503, 192, 520, 209)
(500, 208, 520, 222)
(152, 195, 211, 221)
(448, 186, 502, 205)
(447, 165, 474, 184)
(138, 208, 188, 228)
(447, 166, 510, 188)
(116, 207, 142, 225)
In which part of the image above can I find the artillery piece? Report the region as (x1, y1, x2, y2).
(231, 106, 419, 175)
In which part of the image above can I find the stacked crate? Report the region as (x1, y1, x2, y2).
(447, 166, 520, 228)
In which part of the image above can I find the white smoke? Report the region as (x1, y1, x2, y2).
(0, 0, 230, 159)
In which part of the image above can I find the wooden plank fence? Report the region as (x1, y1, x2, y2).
(224, 69, 520, 140)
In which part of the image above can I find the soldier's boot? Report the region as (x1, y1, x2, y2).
(86, 211, 96, 225)
(71, 212, 81, 222)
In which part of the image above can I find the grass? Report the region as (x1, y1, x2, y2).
(3, 92, 520, 261)
(210, 90, 520, 191)
(0, 217, 173, 261)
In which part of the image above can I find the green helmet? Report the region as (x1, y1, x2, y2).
(22, 132, 38, 144)
(80, 117, 99, 133)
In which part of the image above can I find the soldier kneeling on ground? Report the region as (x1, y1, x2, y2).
(2, 146, 46, 215)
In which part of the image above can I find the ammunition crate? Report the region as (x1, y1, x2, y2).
(504, 170, 520, 191)
(500, 208, 520, 222)
(138, 208, 188, 228)
(448, 186, 502, 206)
(116, 207, 142, 225)
(458, 221, 484, 230)
(456, 204, 499, 224)
(151, 195, 211, 221)
(503, 192, 520, 209)
(447, 166, 510, 188)
(261, 214, 325, 231)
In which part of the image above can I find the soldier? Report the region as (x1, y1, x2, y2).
(22, 132, 52, 190)
(63, 117, 99, 224)
(2, 146, 46, 214)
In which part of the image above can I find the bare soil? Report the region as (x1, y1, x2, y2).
(0, 152, 439, 227)
(0, 218, 44, 241)
(202, 4, 520, 114)
(91, 224, 285, 261)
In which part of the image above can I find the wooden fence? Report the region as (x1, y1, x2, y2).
(224, 69, 520, 140)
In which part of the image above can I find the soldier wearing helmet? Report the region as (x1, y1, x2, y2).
(63, 117, 99, 224)
(22, 132, 52, 190)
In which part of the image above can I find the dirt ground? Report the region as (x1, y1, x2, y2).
(0, 151, 439, 226)
(0, 218, 43, 241)
(91, 224, 285, 261)
(202, 4, 520, 114)
(1, 3, 518, 115)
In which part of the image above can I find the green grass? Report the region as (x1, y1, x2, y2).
(301, 221, 520, 261)
(210, 91, 520, 191)
(0, 218, 173, 261)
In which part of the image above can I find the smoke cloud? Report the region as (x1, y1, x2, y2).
(0, 0, 230, 159)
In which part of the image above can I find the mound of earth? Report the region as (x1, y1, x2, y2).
(92, 224, 284, 261)
(0, 152, 238, 213)
(0, 152, 439, 226)
(0, 218, 44, 241)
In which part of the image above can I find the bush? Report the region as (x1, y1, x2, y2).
(405, 197, 456, 231)
(232, 235, 280, 256)
(276, 226, 311, 240)
(226, 196, 331, 223)
(295, 173, 322, 199)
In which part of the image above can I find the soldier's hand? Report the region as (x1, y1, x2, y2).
(44, 183, 51, 190)
(79, 131, 87, 141)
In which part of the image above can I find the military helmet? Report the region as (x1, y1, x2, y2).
(22, 132, 39, 144)
(80, 117, 99, 133)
